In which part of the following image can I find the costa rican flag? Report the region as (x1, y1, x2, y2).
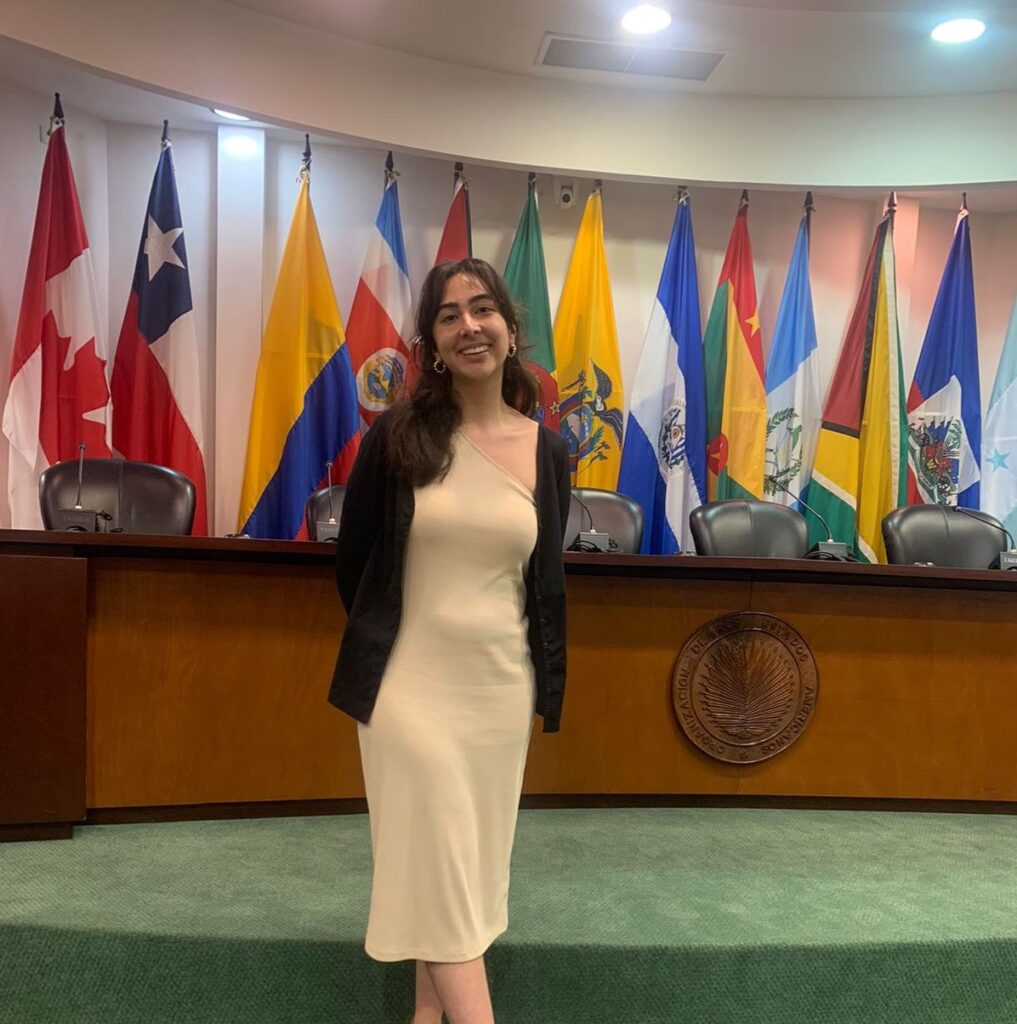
(2, 96, 111, 529)
(110, 122, 207, 533)
(344, 152, 413, 428)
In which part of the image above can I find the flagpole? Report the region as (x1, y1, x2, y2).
(300, 134, 311, 184)
(804, 190, 815, 246)
(676, 185, 689, 206)
(49, 92, 64, 135)
(740, 188, 749, 208)
(161, 119, 171, 151)
(384, 150, 398, 186)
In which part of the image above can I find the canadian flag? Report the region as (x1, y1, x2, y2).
(2, 98, 111, 528)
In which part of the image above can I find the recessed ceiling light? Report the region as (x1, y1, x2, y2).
(212, 108, 251, 121)
(621, 4, 672, 35)
(931, 18, 985, 43)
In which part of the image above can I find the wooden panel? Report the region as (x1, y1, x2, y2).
(88, 559, 363, 807)
(0, 554, 87, 826)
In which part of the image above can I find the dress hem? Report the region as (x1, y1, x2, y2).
(364, 924, 507, 964)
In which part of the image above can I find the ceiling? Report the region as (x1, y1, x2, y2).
(221, 0, 1017, 99)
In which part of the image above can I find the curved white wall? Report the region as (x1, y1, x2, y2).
(3, 0, 1017, 189)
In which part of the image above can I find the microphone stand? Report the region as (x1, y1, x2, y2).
(769, 477, 852, 561)
(567, 493, 611, 552)
(315, 460, 340, 542)
(952, 506, 1017, 571)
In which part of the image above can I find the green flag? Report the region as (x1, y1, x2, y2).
(504, 174, 559, 428)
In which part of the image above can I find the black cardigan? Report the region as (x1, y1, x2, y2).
(328, 408, 572, 733)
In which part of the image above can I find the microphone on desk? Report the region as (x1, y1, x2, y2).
(315, 460, 340, 543)
(567, 492, 614, 553)
(768, 476, 852, 561)
(952, 506, 1017, 570)
(53, 443, 105, 532)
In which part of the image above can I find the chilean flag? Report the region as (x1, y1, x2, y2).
(110, 124, 208, 533)
(2, 96, 111, 529)
(344, 152, 413, 428)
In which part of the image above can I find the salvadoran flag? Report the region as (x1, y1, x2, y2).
(765, 195, 821, 509)
(618, 191, 706, 553)
(345, 152, 413, 429)
(110, 125, 208, 533)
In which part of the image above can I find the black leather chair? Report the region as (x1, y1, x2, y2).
(882, 505, 1007, 569)
(564, 488, 644, 554)
(39, 458, 195, 535)
(304, 485, 347, 541)
(689, 500, 809, 558)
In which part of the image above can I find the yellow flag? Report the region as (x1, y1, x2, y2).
(553, 189, 625, 488)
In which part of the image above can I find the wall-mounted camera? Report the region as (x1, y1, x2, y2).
(553, 177, 576, 209)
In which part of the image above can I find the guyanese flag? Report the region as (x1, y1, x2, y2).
(703, 192, 767, 500)
(804, 203, 907, 563)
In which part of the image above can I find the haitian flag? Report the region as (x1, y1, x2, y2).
(237, 144, 360, 539)
(618, 189, 706, 554)
(345, 152, 413, 429)
(110, 123, 208, 533)
(703, 191, 767, 501)
(906, 202, 980, 508)
(2, 95, 111, 529)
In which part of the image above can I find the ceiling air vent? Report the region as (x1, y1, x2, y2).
(538, 34, 723, 81)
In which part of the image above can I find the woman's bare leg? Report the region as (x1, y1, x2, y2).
(412, 959, 445, 1024)
(425, 956, 494, 1024)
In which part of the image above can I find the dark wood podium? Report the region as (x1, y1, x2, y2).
(3, 529, 1017, 840)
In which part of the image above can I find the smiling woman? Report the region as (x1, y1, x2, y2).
(328, 258, 572, 1023)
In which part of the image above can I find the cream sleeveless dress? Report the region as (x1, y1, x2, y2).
(357, 429, 538, 963)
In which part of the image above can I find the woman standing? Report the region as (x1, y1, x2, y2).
(329, 258, 571, 1024)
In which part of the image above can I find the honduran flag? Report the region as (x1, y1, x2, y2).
(2, 95, 111, 529)
(237, 144, 360, 539)
(344, 152, 413, 429)
(110, 123, 208, 533)
(906, 202, 980, 508)
(618, 189, 706, 554)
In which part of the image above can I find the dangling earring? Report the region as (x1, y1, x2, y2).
(507, 341, 518, 358)
(433, 354, 448, 374)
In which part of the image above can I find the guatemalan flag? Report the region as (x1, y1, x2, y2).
(764, 194, 821, 509)
(2, 95, 111, 529)
(906, 202, 981, 508)
(111, 123, 208, 533)
(344, 153, 413, 429)
(617, 191, 706, 554)
(237, 145, 360, 539)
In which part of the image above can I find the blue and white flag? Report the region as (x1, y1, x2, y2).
(906, 204, 980, 507)
(764, 195, 820, 509)
(618, 191, 706, 553)
(982, 296, 1017, 537)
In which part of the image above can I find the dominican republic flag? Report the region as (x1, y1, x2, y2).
(764, 194, 821, 509)
(617, 190, 706, 553)
(2, 96, 111, 529)
(906, 203, 980, 508)
(344, 152, 413, 429)
(110, 124, 208, 533)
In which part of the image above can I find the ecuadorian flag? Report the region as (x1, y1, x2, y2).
(238, 175, 360, 539)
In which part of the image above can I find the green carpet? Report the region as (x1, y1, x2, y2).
(3, 808, 1017, 1023)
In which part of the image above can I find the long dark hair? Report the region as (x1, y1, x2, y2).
(387, 258, 540, 487)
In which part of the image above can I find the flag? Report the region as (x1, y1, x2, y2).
(2, 96, 111, 529)
(504, 173, 559, 430)
(618, 189, 706, 554)
(906, 202, 980, 508)
(765, 194, 821, 509)
(435, 161, 472, 264)
(982, 296, 1017, 539)
(237, 143, 360, 539)
(344, 152, 413, 429)
(110, 122, 208, 534)
(703, 191, 766, 501)
(805, 200, 907, 563)
(554, 184, 624, 489)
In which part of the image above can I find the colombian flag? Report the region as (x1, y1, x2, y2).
(703, 192, 766, 501)
(237, 174, 360, 539)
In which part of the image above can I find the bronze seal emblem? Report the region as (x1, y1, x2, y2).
(672, 612, 818, 764)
